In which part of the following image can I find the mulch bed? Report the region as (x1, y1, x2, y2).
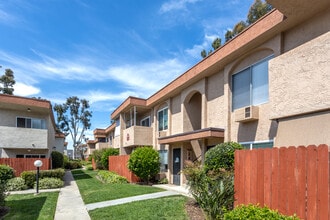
(185, 199, 205, 220)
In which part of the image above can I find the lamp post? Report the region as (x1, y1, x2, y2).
(34, 160, 43, 194)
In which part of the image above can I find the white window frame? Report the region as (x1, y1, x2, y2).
(157, 107, 168, 131)
(140, 116, 150, 127)
(16, 117, 46, 129)
(240, 140, 274, 150)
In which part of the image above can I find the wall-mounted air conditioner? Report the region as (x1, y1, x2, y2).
(235, 106, 259, 123)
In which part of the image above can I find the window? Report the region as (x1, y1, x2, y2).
(140, 116, 150, 127)
(240, 140, 273, 150)
(158, 108, 168, 131)
(114, 117, 120, 137)
(159, 149, 168, 172)
(232, 56, 273, 110)
(17, 117, 46, 129)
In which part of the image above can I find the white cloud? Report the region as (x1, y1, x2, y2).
(160, 0, 201, 13)
(84, 90, 138, 104)
(14, 82, 40, 96)
(185, 34, 219, 59)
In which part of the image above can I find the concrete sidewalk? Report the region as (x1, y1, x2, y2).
(54, 171, 91, 220)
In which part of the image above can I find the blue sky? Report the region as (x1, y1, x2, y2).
(0, 0, 254, 146)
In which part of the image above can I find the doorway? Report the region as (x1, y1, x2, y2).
(172, 148, 181, 185)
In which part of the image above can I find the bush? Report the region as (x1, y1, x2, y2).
(6, 177, 28, 191)
(100, 148, 119, 169)
(0, 165, 15, 184)
(128, 146, 160, 183)
(85, 164, 93, 170)
(21, 169, 65, 188)
(91, 149, 104, 169)
(51, 151, 64, 168)
(96, 170, 128, 184)
(224, 204, 299, 220)
(64, 160, 82, 170)
(204, 142, 243, 172)
(183, 142, 243, 220)
(37, 178, 64, 189)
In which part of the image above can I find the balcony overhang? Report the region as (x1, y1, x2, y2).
(158, 127, 225, 144)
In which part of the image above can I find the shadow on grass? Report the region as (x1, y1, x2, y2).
(5, 195, 46, 219)
(71, 169, 94, 180)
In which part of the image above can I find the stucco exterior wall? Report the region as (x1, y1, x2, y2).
(269, 31, 330, 119)
(206, 71, 225, 128)
(170, 95, 182, 135)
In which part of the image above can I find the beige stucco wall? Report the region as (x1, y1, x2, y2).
(269, 31, 330, 119)
(170, 95, 182, 135)
(206, 71, 225, 128)
(275, 111, 330, 146)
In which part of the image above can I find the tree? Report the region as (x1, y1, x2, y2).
(247, 0, 273, 25)
(0, 68, 15, 95)
(201, 49, 207, 58)
(211, 37, 221, 51)
(128, 146, 160, 183)
(53, 96, 92, 159)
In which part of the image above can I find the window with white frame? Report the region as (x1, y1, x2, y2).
(17, 117, 46, 129)
(114, 117, 120, 137)
(240, 140, 274, 150)
(159, 149, 168, 172)
(140, 116, 150, 127)
(158, 107, 168, 131)
(232, 55, 273, 110)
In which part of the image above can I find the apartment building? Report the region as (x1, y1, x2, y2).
(0, 94, 66, 158)
(92, 0, 330, 185)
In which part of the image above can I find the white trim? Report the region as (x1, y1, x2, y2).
(140, 116, 150, 127)
(157, 107, 169, 131)
(240, 140, 274, 150)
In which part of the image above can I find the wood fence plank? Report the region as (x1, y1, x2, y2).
(316, 145, 329, 220)
(296, 146, 307, 220)
(250, 149, 258, 204)
(234, 150, 242, 206)
(278, 147, 288, 215)
(244, 150, 251, 203)
(256, 149, 264, 206)
(306, 145, 318, 220)
(271, 147, 279, 210)
(263, 148, 272, 207)
(286, 147, 297, 216)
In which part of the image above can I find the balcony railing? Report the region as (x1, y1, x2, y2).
(123, 126, 153, 147)
(0, 126, 48, 149)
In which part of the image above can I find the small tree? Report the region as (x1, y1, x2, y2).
(100, 148, 119, 169)
(128, 146, 160, 183)
(0, 68, 15, 95)
(51, 151, 64, 169)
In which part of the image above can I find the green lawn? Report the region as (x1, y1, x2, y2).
(4, 192, 59, 220)
(71, 169, 165, 204)
(89, 195, 189, 220)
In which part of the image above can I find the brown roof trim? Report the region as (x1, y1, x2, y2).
(105, 123, 115, 133)
(111, 96, 147, 119)
(158, 127, 225, 144)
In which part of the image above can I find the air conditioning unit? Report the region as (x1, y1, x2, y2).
(235, 106, 259, 122)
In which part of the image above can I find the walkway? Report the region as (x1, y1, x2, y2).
(11, 171, 191, 219)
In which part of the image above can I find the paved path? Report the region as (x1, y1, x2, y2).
(54, 171, 91, 220)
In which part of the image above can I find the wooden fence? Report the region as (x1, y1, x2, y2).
(0, 158, 51, 176)
(109, 155, 139, 183)
(234, 144, 329, 220)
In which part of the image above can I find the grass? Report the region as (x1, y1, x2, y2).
(89, 195, 189, 220)
(72, 169, 165, 204)
(4, 192, 59, 220)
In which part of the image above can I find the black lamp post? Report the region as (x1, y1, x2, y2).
(34, 160, 43, 194)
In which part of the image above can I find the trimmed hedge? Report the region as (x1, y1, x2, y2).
(37, 178, 64, 189)
(6, 177, 28, 191)
(21, 168, 65, 188)
(96, 170, 128, 184)
(0, 165, 15, 184)
(51, 151, 64, 168)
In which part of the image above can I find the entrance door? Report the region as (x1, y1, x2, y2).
(172, 148, 181, 185)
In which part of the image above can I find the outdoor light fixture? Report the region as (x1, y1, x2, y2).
(34, 160, 43, 194)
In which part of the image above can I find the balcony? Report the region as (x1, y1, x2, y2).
(123, 126, 153, 147)
(0, 126, 48, 149)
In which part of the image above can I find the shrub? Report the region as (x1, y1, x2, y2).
(85, 164, 93, 170)
(21, 169, 65, 188)
(224, 204, 299, 220)
(0, 185, 6, 207)
(183, 142, 243, 220)
(96, 170, 128, 184)
(91, 149, 104, 169)
(0, 165, 15, 184)
(51, 151, 64, 168)
(128, 146, 160, 183)
(37, 178, 64, 189)
(100, 148, 119, 169)
(6, 177, 28, 191)
(64, 160, 82, 170)
(204, 142, 243, 172)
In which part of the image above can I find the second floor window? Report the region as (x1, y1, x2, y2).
(140, 116, 150, 127)
(232, 55, 273, 110)
(17, 117, 46, 129)
(158, 107, 168, 131)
